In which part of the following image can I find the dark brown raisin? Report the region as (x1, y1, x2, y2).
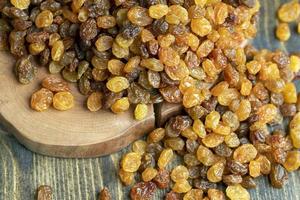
(272, 51, 290, 69)
(139, 153, 156, 172)
(226, 160, 248, 175)
(127, 83, 151, 104)
(165, 191, 181, 200)
(121, 22, 141, 39)
(152, 19, 169, 36)
(40, 48, 50, 66)
(269, 164, 288, 188)
(99, 187, 112, 200)
(223, 174, 243, 186)
(80, 18, 97, 40)
(241, 176, 257, 189)
(213, 143, 232, 157)
(146, 143, 163, 159)
(36, 185, 52, 200)
(160, 86, 183, 103)
(188, 165, 201, 179)
(14, 55, 37, 84)
(130, 182, 157, 200)
(186, 139, 199, 154)
(12, 19, 32, 31)
(280, 103, 297, 117)
(193, 179, 217, 192)
(153, 169, 170, 189)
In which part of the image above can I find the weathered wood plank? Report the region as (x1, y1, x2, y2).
(1, 0, 300, 199)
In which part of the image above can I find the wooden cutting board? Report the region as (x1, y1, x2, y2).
(0, 51, 182, 158)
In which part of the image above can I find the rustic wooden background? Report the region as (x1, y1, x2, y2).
(1, 0, 300, 199)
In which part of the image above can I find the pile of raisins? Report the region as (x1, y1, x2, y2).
(1, 0, 261, 119)
(120, 103, 300, 199)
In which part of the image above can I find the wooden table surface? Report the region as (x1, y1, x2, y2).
(1, 0, 300, 199)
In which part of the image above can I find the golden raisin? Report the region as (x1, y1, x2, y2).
(147, 128, 165, 144)
(259, 62, 280, 80)
(276, 23, 291, 42)
(240, 79, 252, 96)
(207, 162, 225, 183)
(191, 17, 212, 37)
(51, 40, 64, 62)
(179, 76, 196, 94)
(106, 76, 129, 93)
(159, 47, 180, 67)
(205, 111, 220, 130)
(111, 97, 130, 114)
(121, 152, 142, 172)
(149, 4, 169, 19)
(107, 59, 124, 76)
(256, 155, 271, 175)
(278, 0, 300, 22)
(165, 60, 189, 81)
(249, 160, 261, 178)
(10, 0, 30, 9)
(29, 43, 45, 55)
(283, 151, 300, 172)
(290, 55, 300, 73)
(246, 60, 261, 75)
(42, 76, 70, 92)
(209, 189, 225, 200)
(171, 165, 189, 182)
(128, 6, 153, 26)
(53, 91, 74, 111)
(124, 56, 141, 73)
(226, 184, 250, 200)
(134, 104, 148, 121)
(119, 168, 134, 186)
(226, 133, 240, 148)
(166, 5, 189, 25)
(202, 133, 224, 148)
(141, 58, 164, 72)
(197, 40, 214, 58)
(213, 123, 231, 136)
(282, 82, 297, 103)
(97, 15, 116, 29)
(35, 10, 53, 28)
(256, 104, 277, 123)
(193, 119, 206, 138)
(31, 88, 53, 112)
(132, 140, 147, 155)
(235, 99, 251, 121)
(172, 179, 192, 193)
(112, 42, 129, 59)
(214, 2, 228, 25)
(217, 88, 240, 106)
(140, 29, 154, 43)
(142, 168, 158, 182)
(158, 34, 175, 48)
(115, 34, 134, 48)
(158, 148, 173, 169)
(184, 189, 203, 200)
(71, 0, 85, 12)
(233, 144, 257, 164)
(183, 88, 203, 108)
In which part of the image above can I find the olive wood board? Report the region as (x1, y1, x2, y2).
(0, 51, 166, 158)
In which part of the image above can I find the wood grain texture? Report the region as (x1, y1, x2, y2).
(1, 0, 300, 199)
(0, 52, 155, 157)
